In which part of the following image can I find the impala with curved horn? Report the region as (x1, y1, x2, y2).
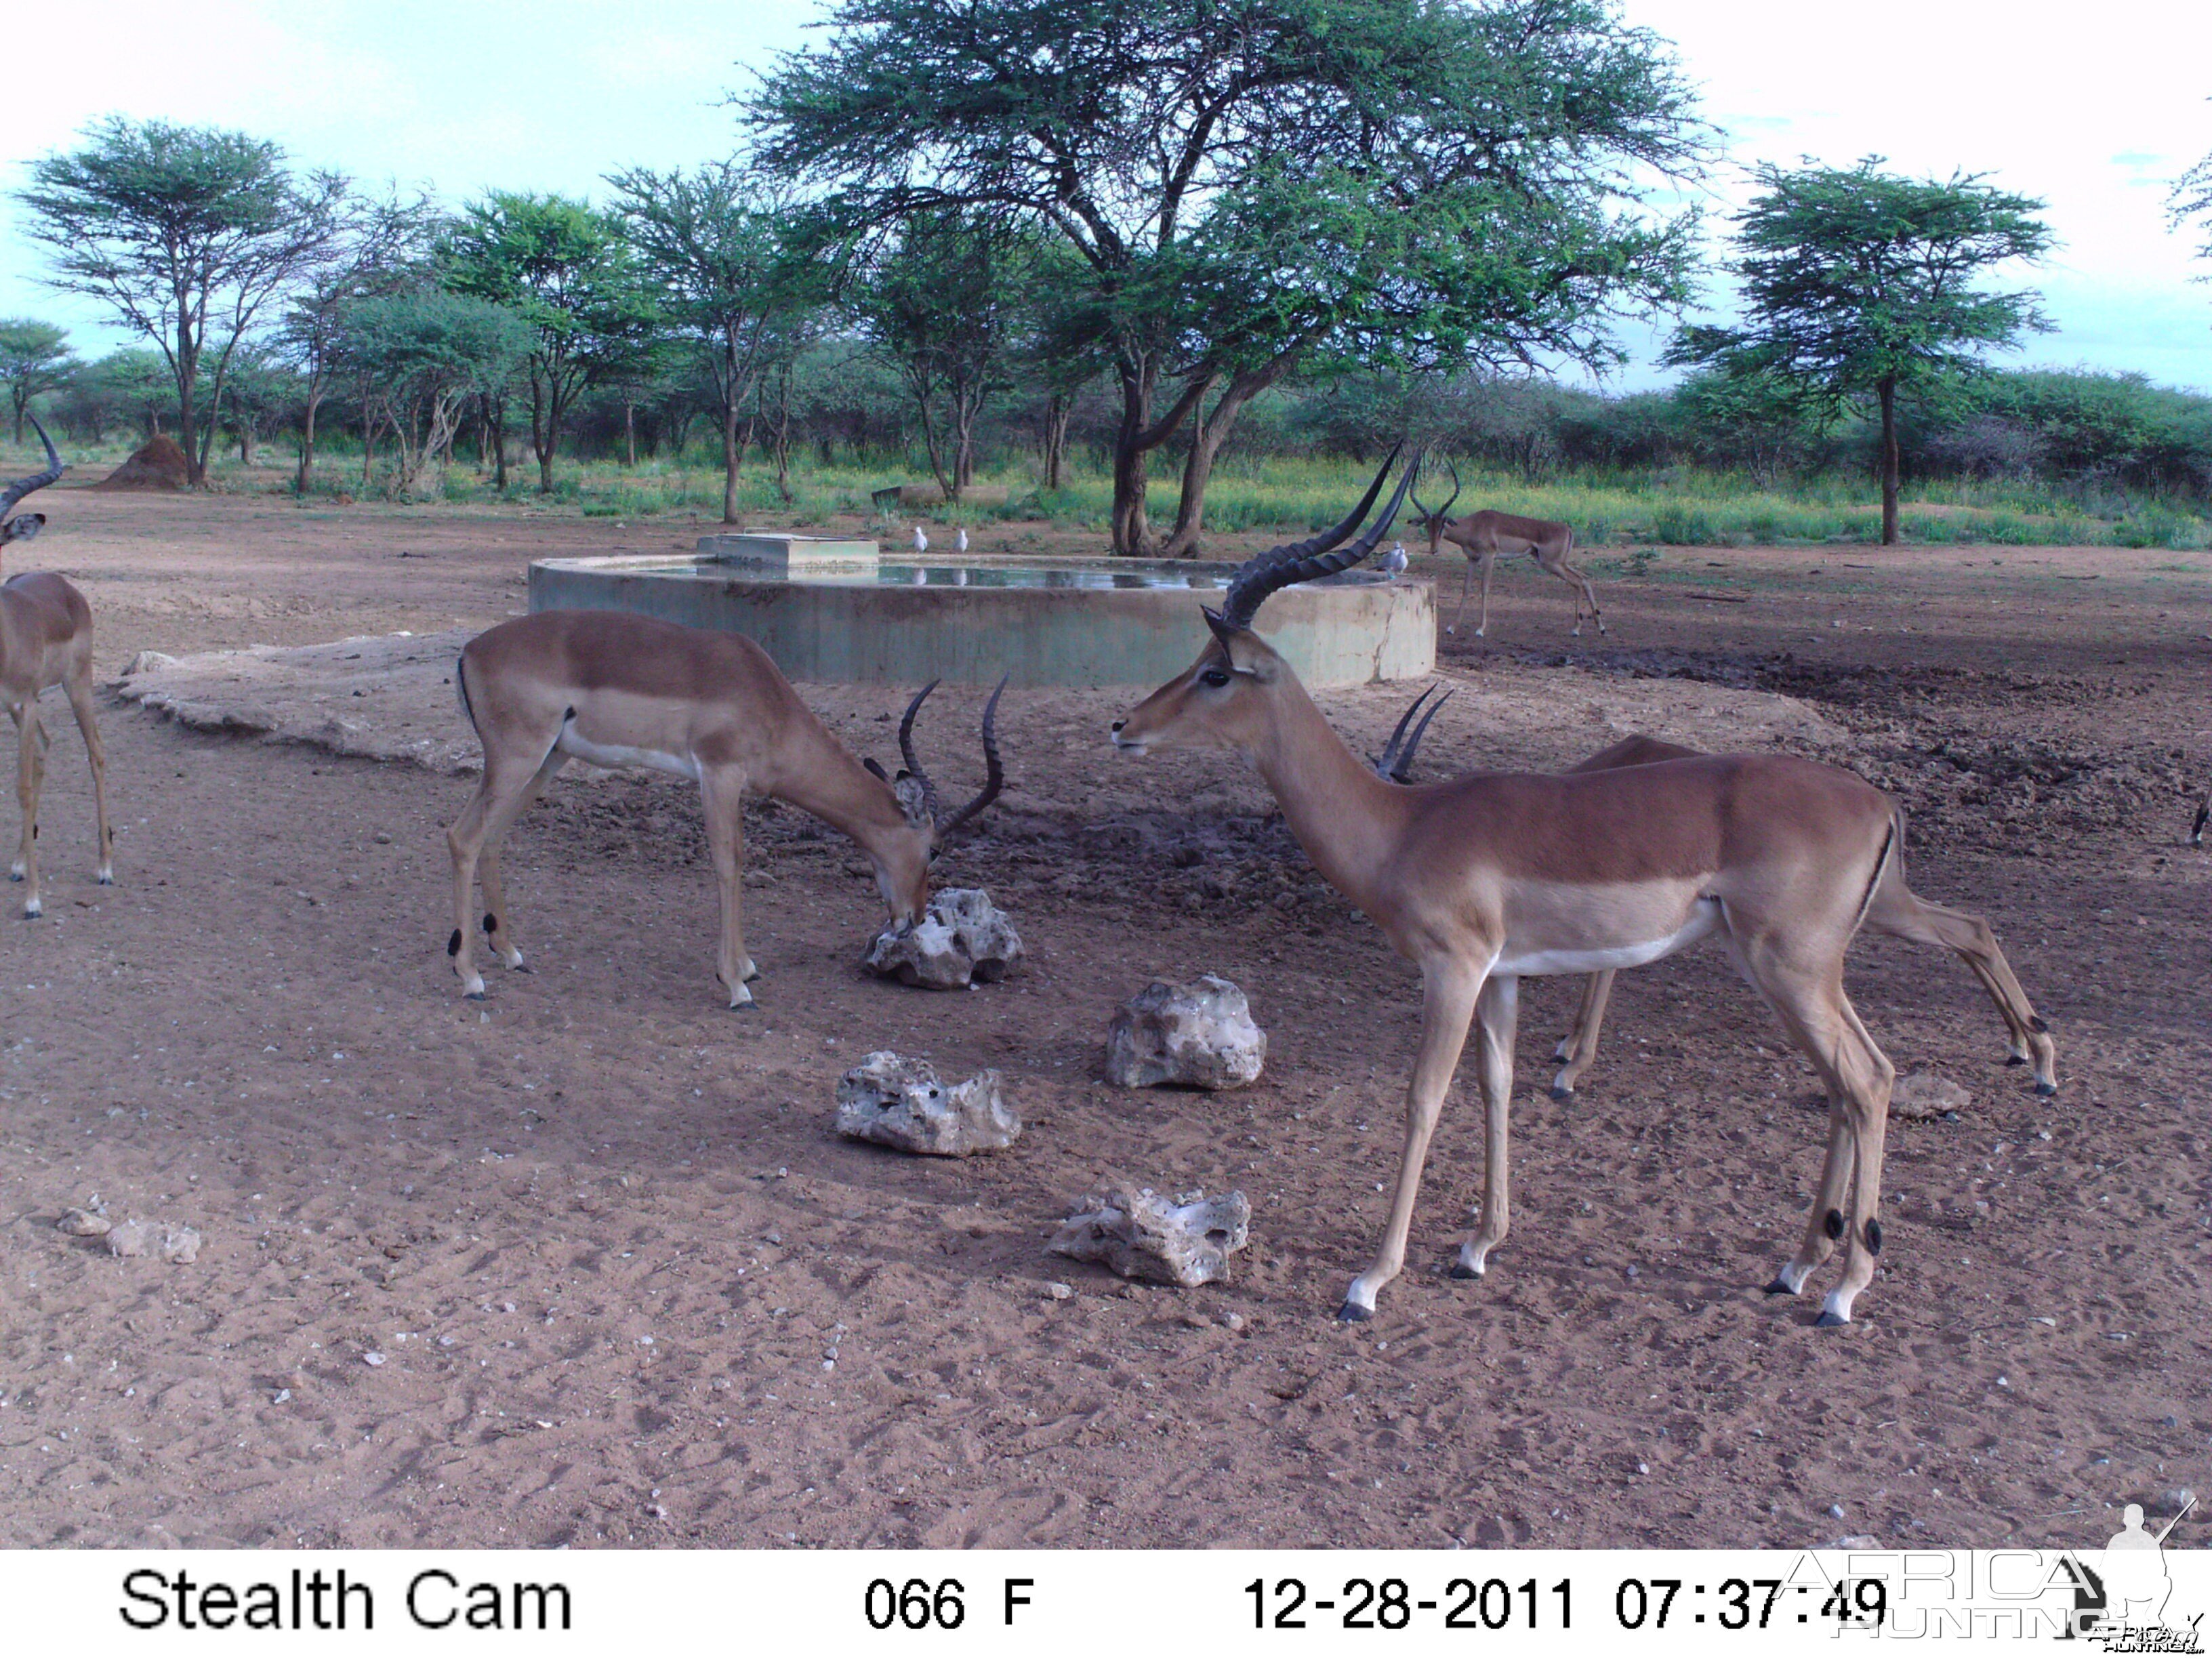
(1113, 451, 2050, 1326)
(1410, 457, 1604, 640)
(1, 417, 113, 918)
(1374, 703, 2057, 1101)
(445, 609, 1004, 1006)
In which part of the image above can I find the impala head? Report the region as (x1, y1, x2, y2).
(0, 417, 65, 553)
(1406, 454, 1461, 557)
(862, 676, 1007, 926)
(1113, 448, 1416, 756)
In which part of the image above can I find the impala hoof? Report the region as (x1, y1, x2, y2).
(1814, 1310, 1850, 1328)
(511, 962, 531, 975)
(22, 901, 41, 919)
(464, 991, 486, 1002)
(1336, 1301, 1374, 1324)
(1763, 1276, 1796, 1296)
(1448, 1261, 1482, 1280)
(1549, 1082, 1574, 1101)
(2034, 1080, 2058, 1097)
(2004, 1054, 2025, 1067)
(96, 872, 114, 886)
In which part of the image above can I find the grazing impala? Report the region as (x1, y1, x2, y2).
(1113, 452, 2051, 1326)
(1410, 457, 1603, 640)
(447, 609, 1003, 1005)
(1374, 702, 2057, 1100)
(1, 419, 112, 918)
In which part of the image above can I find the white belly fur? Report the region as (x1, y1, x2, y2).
(1494, 897, 1721, 977)
(556, 726, 702, 781)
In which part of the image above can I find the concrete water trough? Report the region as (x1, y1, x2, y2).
(526, 534, 1435, 688)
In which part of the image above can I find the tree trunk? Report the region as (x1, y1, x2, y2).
(489, 395, 510, 492)
(1159, 356, 1297, 558)
(176, 321, 204, 489)
(1878, 375, 1900, 546)
(721, 396, 740, 525)
(624, 401, 636, 468)
(361, 408, 378, 489)
(296, 382, 324, 492)
(10, 392, 24, 447)
(1109, 354, 1214, 556)
(1042, 394, 1071, 491)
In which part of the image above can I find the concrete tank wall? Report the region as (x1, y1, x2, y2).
(525, 556, 1435, 688)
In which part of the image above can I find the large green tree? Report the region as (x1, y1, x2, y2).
(1668, 158, 2052, 544)
(852, 211, 1038, 501)
(0, 320, 81, 447)
(341, 291, 533, 498)
(15, 117, 350, 486)
(606, 163, 820, 521)
(442, 192, 659, 493)
(751, 0, 1707, 554)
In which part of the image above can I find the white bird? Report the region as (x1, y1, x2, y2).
(1380, 541, 1408, 576)
(912, 524, 929, 554)
(954, 527, 969, 554)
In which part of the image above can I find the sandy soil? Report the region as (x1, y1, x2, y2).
(1, 481, 2207, 1550)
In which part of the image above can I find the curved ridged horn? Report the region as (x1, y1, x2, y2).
(935, 676, 1007, 844)
(897, 679, 944, 824)
(1210, 446, 1416, 634)
(1371, 684, 1454, 783)
(1438, 455, 1462, 519)
(0, 416, 66, 523)
(898, 676, 1008, 844)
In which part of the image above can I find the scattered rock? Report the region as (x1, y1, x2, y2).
(1042, 1282, 1073, 1300)
(2164, 1487, 2197, 1513)
(1891, 1070, 1971, 1120)
(118, 650, 178, 678)
(863, 888, 1023, 990)
(363, 1351, 386, 1368)
(56, 1208, 111, 1237)
(834, 1052, 1021, 1156)
(1103, 975, 1266, 1090)
(106, 1219, 200, 1263)
(1049, 1184, 1251, 1288)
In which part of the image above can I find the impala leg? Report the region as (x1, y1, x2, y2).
(1551, 970, 1614, 1097)
(1754, 959, 1896, 1322)
(479, 748, 567, 972)
(1867, 888, 2057, 1093)
(1340, 962, 1482, 1321)
(62, 665, 113, 884)
(1551, 548, 1604, 637)
(13, 704, 47, 916)
(1453, 972, 1521, 1279)
(1446, 555, 1477, 636)
(1475, 547, 1499, 639)
(699, 767, 757, 1008)
(447, 747, 550, 998)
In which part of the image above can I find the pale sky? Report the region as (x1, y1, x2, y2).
(3, 0, 2209, 392)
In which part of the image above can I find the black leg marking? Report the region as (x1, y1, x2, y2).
(2029, 1015, 2049, 1033)
(483, 912, 497, 934)
(1824, 1208, 1845, 1242)
(447, 929, 462, 957)
(2005, 1054, 2026, 1067)
(1864, 1218, 1883, 1254)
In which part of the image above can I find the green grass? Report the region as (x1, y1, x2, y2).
(7, 431, 2207, 550)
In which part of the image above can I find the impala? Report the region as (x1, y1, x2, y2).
(1113, 452, 2051, 1326)
(1410, 457, 1603, 639)
(446, 609, 1003, 1004)
(1375, 700, 2057, 1100)
(1, 419, 112, 918)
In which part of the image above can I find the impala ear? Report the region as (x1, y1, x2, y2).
(893, 773, 930, 827)
(863, 756, 889, 781)
(1, 513, 44, 544)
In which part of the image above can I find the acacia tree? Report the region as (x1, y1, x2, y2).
(279, 188, 436, 491)
(2173, 140, 2212, 274)
(853, 211, 1036, 500)
(443, 192, 659, 492)
(1668, 159, 2052, 544)
(607, 163, 817, 520)
(752, 0, 1706, 554)
(342, 291, 533, 498)
(16, 117, 350, 486)
(0, 320, 81, 447)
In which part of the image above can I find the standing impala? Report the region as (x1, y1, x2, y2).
(1410, 457, 1603, 639)
(1, 419, 112, 918)
(1112, 453, 2053, 1326)
(447, 609, 1003, 1005)
(1375, 701, 2057, 1100)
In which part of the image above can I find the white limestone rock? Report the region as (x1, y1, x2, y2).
(56, 1207, 111, 1237)
(863, 888, 1023, 991)
(834, 1052, 1021, 1157)
(106, 1219, 201, 1263)
(1891, 1070, 1971, 1121)
(1105, 976, 1265, 1090)
(1048, 1185, 1252, 1288)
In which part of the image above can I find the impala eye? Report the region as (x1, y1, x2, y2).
(1200, 667, 1232, 688)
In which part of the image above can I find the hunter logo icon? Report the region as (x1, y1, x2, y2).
(2063, 1494, 2200, 1648)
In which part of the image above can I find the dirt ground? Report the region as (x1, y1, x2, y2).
(1, 483, 2207, 1551)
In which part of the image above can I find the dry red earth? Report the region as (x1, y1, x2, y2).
(0, 480, 2207, 1550)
